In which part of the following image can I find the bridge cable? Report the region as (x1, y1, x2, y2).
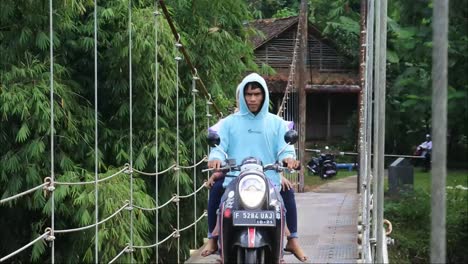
(276, 21, 301, 189)
(0, 231, 51, 262)
(175, 35, 182, 264)
(128, 0, 135, 261)
(48, 0, 56, 261)
(54, 202, 129, 234)
(0, 183, 48, 204)
(192, 74, 199, 248)
(158, 0, 222, 117)
(364, 0, 375, 262)
(93, 0, 99, 262)
(54, 166, 129, 185)
(154, 1, 160, 261)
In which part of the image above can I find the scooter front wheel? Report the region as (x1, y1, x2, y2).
(240, 247, 265, 264)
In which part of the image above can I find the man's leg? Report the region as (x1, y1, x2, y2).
(280, 188, 308, 262)
(202, 179, 224, 256)
(424, 153, 431, 172)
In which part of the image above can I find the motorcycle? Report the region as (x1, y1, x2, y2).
(205, 130, 298, 263)
(306, 147, 338, 179)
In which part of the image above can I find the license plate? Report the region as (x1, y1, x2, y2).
(232, 210, 276, 227)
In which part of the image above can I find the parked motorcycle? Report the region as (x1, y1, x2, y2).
(307, 147, 338, 179)
(204, 130, 298, 263)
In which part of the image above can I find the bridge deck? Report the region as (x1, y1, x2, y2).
(186, 176, 359, 263)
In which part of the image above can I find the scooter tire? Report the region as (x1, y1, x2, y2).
(242, 248, 265, 264)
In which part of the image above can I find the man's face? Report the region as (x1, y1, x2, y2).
(244, 85, 264, 114)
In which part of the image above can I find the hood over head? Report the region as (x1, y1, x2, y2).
(236, 73, 269, 117)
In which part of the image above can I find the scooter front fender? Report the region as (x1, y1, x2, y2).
(232, 227, 271, 250)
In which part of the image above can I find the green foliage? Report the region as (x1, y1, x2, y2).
(385, 0, 468, 167)
(1, 0, 257, 262)
(309, 0, 361, 62)
(272, 7, 297, 18)
(386, 185, 468, 264)
(247, 0, 298, 19)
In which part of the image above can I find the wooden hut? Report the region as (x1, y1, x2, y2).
(249, 16, 360, 143)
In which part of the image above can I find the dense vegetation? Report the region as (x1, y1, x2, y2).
(385, 170, 468, 263)
(1, 0, 466, 263)
(1, 0, 257, 262)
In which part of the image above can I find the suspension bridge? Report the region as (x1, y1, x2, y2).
(0, 0, 449, 263)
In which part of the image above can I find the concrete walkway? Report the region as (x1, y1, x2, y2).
(186, 176, 359, 263)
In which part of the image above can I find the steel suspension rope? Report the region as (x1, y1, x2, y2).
(192, 75, 199, 248)
(0, 183, 48, 204)
(158, 0, 222, 118)
(121, 6, 209, 258)
(175, 38, 182, 264)
(128, 0, 135, 261)
(93, 0, 99, 262)
(154, 2, 160, 262)
(363, 0, 375, 262)
(48, 0, 56, 261)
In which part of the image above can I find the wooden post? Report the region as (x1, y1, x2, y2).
(297, 0, 308, 192)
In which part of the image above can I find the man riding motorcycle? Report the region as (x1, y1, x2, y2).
(203, 73, 307, 262)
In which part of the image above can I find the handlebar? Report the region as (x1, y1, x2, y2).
(203, 163, 300, 173)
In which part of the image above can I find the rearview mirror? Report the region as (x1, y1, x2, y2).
(207, 132, 221, 147)
(284, 130, 298, 145)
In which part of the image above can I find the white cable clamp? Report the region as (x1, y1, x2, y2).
(124, 200, 133, 211)
(124, 164, 132, 174)
(44, 228, 55, 242)
(43, 177, 55, 195)
(125, 244, 135, 253)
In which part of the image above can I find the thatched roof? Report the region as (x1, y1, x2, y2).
(248, 16, 298, 48)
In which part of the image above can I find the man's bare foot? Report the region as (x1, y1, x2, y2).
(285, 238, 308, 262)
(200, 238, 218, 257)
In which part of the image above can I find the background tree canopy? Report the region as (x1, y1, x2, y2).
(1, 0, 466, 263)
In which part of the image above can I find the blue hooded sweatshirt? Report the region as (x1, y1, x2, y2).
(208, 73, 296, 189)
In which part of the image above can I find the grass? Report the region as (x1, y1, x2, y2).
(303, 169, 357, 189)
(384, 167, 468, 192)
(413, 168, 468, 189)
(386, 168, 468, 263)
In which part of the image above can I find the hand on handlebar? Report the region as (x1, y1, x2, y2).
(282, 157, 300, 170)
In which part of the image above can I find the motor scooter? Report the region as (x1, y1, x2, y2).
(204, 130, 298, 263)
(306, 146, 337, 179)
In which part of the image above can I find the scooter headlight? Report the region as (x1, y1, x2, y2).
(238, 174, 266, 209)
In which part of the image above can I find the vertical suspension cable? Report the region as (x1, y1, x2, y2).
(372, 0, 381, 249)
(358, 0, 368, 260)
(93, 0, 99, 263)
(192, 76, 198, 248)
(365, 1, 375, 263)
(175, 41, 181, 264)
(153, 2, 160, 262)
(206, 98, 212, 184)
(128, 0, 134, 261)
(48, 0, 55, 262)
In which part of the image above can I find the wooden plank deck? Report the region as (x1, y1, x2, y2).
(186, 176, 359, 263)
